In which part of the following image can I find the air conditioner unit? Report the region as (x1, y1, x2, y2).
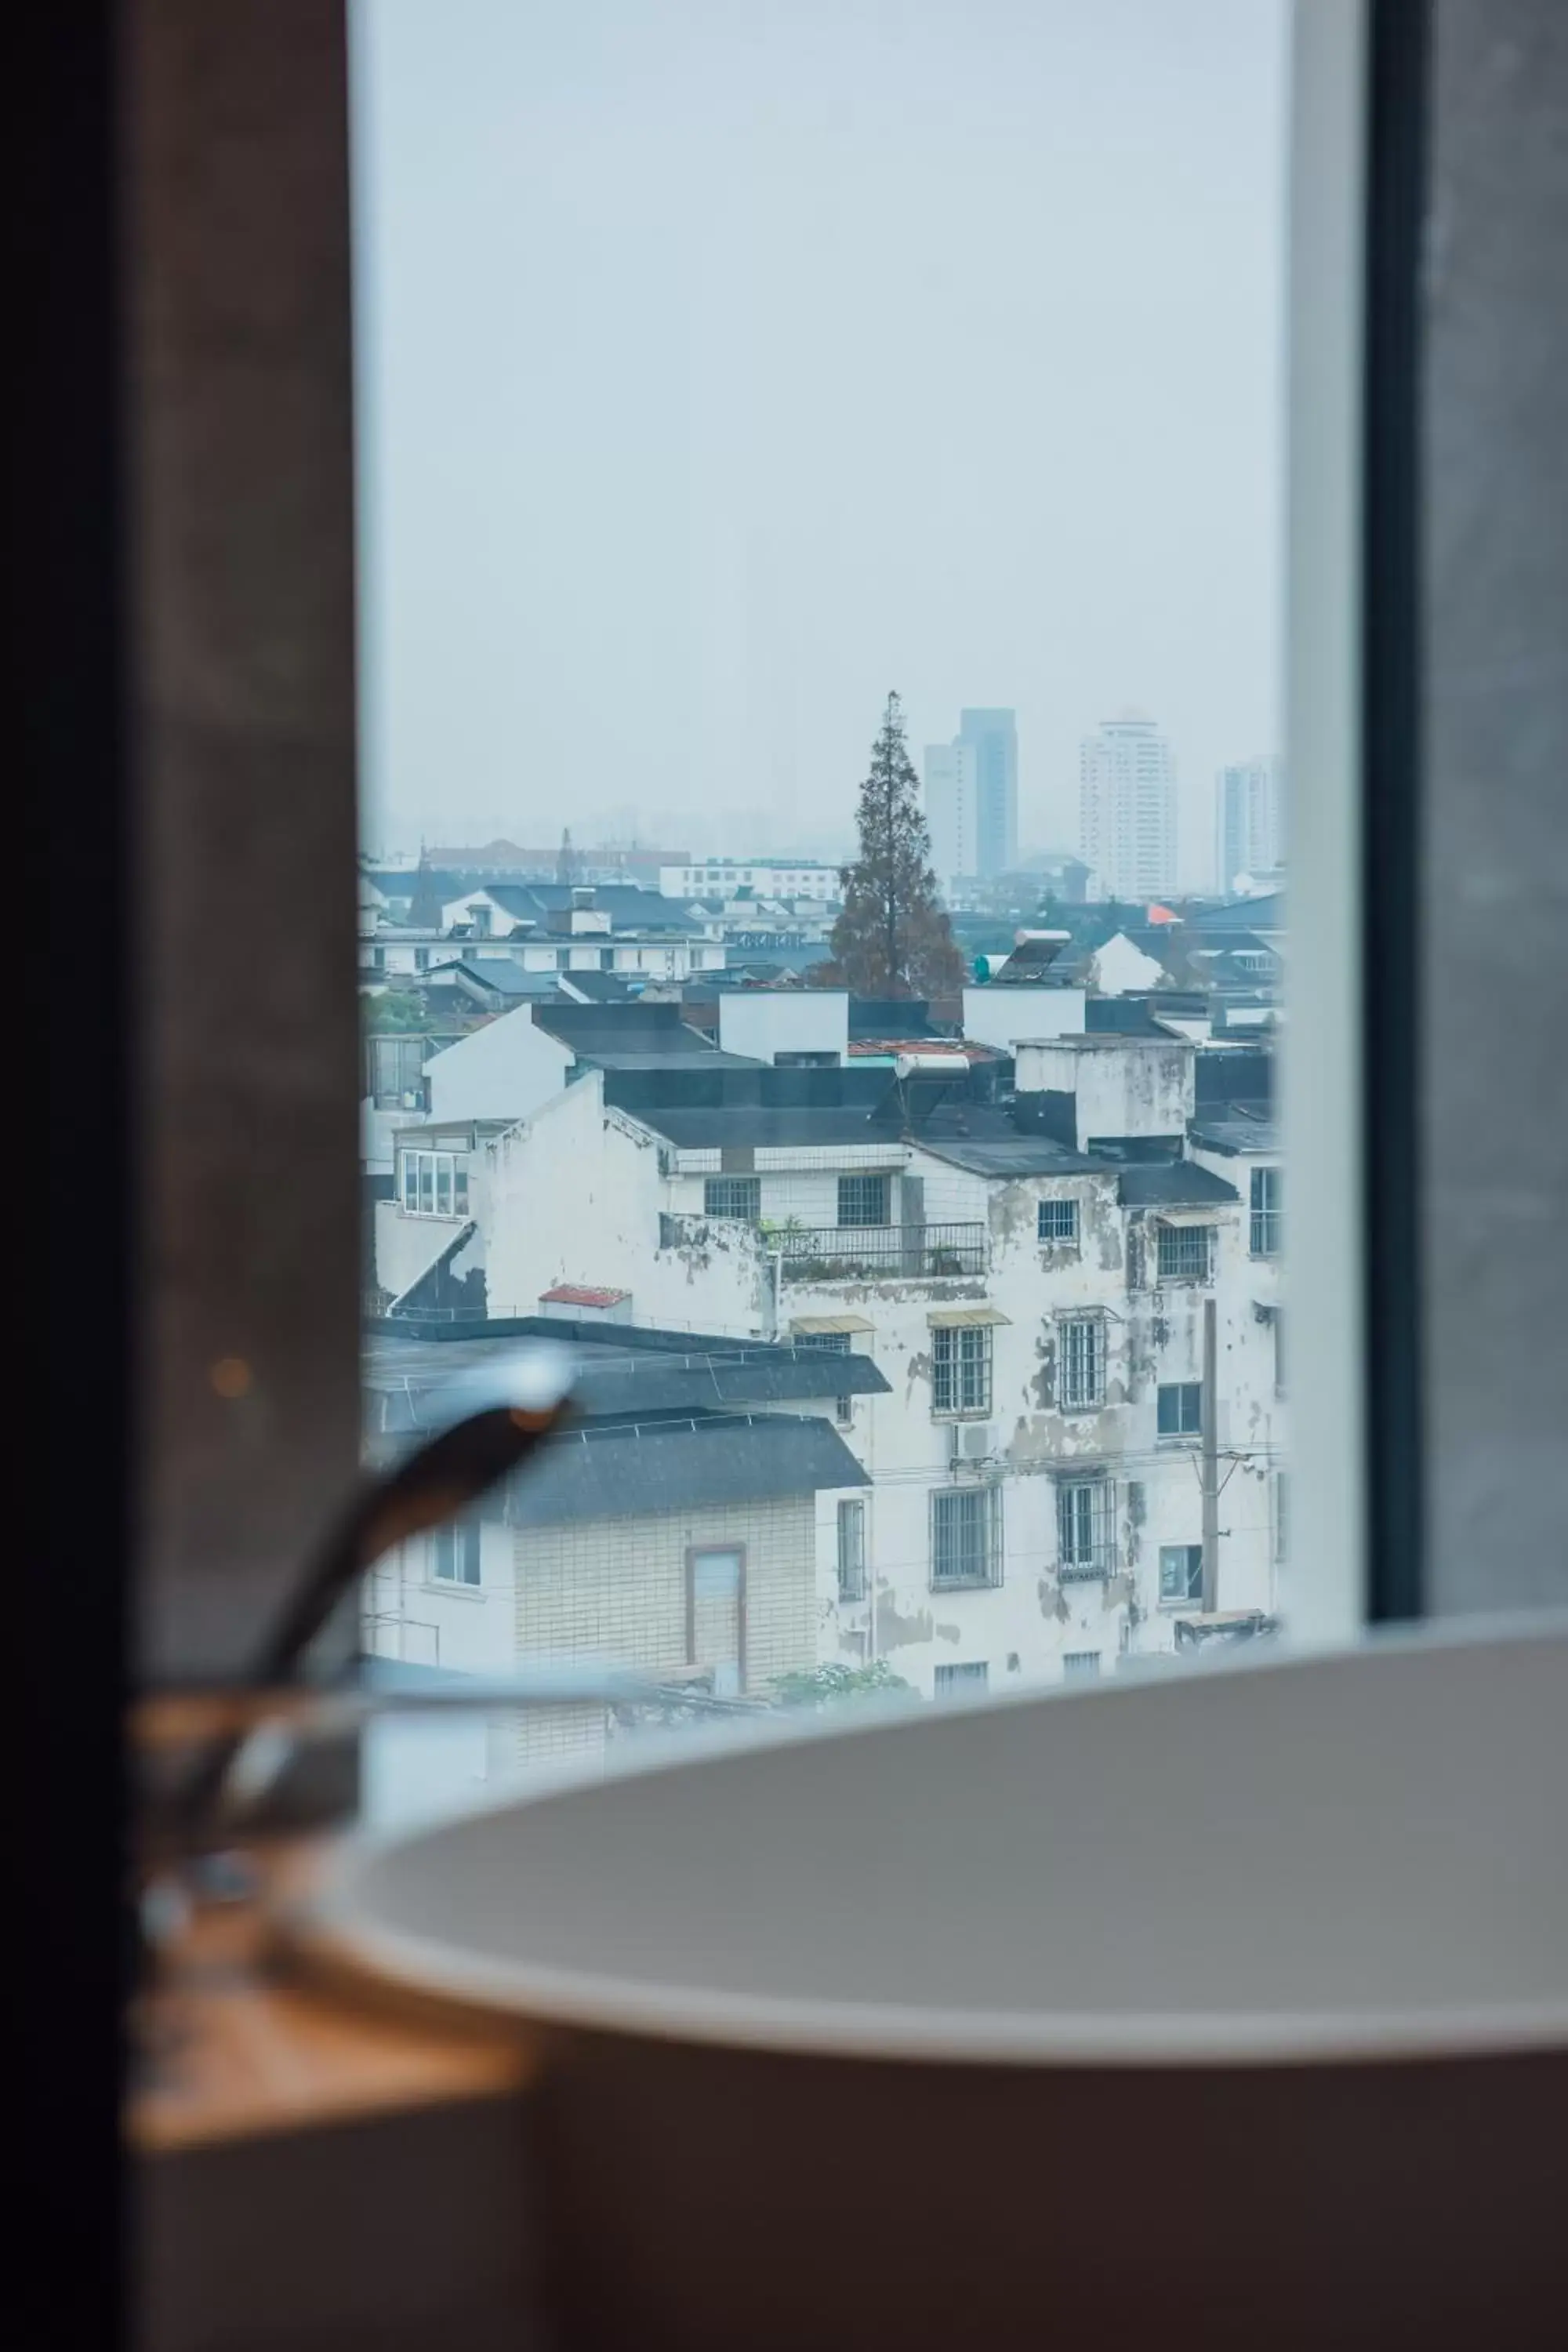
(949, 1421, 996, 1465)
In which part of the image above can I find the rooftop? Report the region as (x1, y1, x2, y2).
(1116, 1162, 1241, 1208)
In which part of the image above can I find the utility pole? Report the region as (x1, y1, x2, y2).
(1200, 1294, 1221, 1613)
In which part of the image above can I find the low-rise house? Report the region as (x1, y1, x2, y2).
(360, 1320, 882, 1785)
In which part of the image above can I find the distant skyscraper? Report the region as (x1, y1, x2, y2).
(1215, 755, 1286, 892)
(923, 709, 1018, 886)
(1078, 711, 1178, 902)
(923, 740, 977, 891)
(959, 709, 1018, 879)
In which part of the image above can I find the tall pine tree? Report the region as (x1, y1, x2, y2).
(827, 691, 964, 997)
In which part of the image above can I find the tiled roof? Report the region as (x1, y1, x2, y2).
(539, 1283, 630, 1309)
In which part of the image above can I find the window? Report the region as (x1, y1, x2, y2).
(432, 1522, 481, 1585)
(1250, 1165, 1283, 1257)
(935, 1661, 989, 1697)
(1160, 1543, 1203, 1603)
(837, 1499, 866, 1602)
(703, 1174, 760, 1221)
(1037, 1198, 1079, 1247)
(931, 1323, 992, 1416)
(1156, 1382, 1203, 1439)
(837, 1172, 890, 1228)
(399, 1148, 468, 1218)
(1274, 1470, 1289, 1564)
(930, 1486, 1002, 1588)
(1062, 1650, 1102, 1681)
(1156, 1222, 1215, 1283)
(1058, 1314, 1105, 1410)
(1057, 1477, 1113, 1579)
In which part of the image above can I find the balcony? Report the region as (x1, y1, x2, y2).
(774, 1222, 987, 1283)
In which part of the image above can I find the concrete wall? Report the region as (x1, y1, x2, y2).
(960, 985, 1087, 1053)
(1014, 1038, 1194, 1147)
(424, 1006, 572, 1124)
(481, 1073, 769, 1334)
(718, 990, 848, 1065)
(1421, 1, 1568, 1615)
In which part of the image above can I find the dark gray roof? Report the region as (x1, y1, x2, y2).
(1189, 1113, 1280, 1156)
(430, 958, 561, 998)
(508, 1413, 868, 1526)
(1189, 892, 1286, 935)
(560, 971, 635, 1003)
(914, 1136, 1102, 1178)
(573, 1050, 764, 1073)
(362, 1330, 889, 1436)
(532, 1003, 728, 1058)
(474, 881, 695, 934)
(1117, 1162, 1241, 1207)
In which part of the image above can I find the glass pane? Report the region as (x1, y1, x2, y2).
(353, 0, 1290, 1823)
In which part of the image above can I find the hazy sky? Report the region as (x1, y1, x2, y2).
(351, 0, 1288, 884)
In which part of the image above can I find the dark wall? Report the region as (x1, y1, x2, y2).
(1421, 3, 1568, 1613)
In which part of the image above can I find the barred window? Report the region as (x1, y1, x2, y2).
(1156, 1222, 1215, 1282)
(1250, 1166, 1283, 1257)
(1037, 1198, 1079, 1246)
(837, 1172, 890, 1227)
(930, 1485, 1002, 1588)
(932, 1323, 992, 1415)
(1156, 1381, 1203, 1438)
(1062, 1650, 1102, 1681)
(1274, 1469, 1290, 1563)
(837, 1497, 866, 1602)
(1160, 1541, 1203, 1602)
(935, 1661, 989, 1697)
(704, 1174, 760, 1221)
(1056, 1476, 1113, 1578)
(1057, 1313, 1105, 1410)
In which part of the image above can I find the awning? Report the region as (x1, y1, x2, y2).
(927, 1305, 1012, 1329)
(1156, 1207, 1227, 1227)
(790, 1313, 876, 1336)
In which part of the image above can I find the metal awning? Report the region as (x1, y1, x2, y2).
(927, 1305, 1012, 1329)
(1158, 1207, 1228, 1227)
(789, 1313, 876, 1336)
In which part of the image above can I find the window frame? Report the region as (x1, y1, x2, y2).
(1156, 1381, 1204, 1440)
(1057, 1312, 1107, 1412)
(929, 1483, 1003, 1591)
(702, 1173, 761, 1222)
(1159, 1541, 1204, 1605)
(934, 1660, 989, 1697)
(1156, 1222, 1216, 1284)
(1250, 1164, 1283, 1258)
(1056, 1474, 1114, 1581)
(837, 1171, 891, 1229)
(836, 1497, 867, 1603)
(1036, 1197, 1080, 1248)
(431, 1520, 482, 1587)
(931, 1321, 993, 1417)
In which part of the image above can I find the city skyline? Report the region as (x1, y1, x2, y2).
(354, 0, 1287, 887)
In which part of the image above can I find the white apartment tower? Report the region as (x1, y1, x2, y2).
(1079, 711, 1178, 902)
(1216, 755, 1287, 893)
(923, 741, 977, 893)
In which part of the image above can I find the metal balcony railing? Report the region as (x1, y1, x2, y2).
(775, 1221, 987, 1283)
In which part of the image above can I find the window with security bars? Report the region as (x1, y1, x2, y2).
(930, 1485, 1002, 1588)
(1056, 1476, 1113, 1578)
(1156, 1381, 1203, 1438)
(935, 1661, 989, 1697)
(1057, 1314, 1105, 1410)
(1037, 1198, 1079, 1246)
(1273, 1470, 1290, 1563)
(1160, 1542, 1203, 1602)
(1062, 1650, 1102, 1681)
(837, 1497, 866, 1601)
(1250, 1166, 1282, 1257)
(704, 1174, 760, 1221)
(1156, 1222, 1215, 1283)
(931, 1323, 992, 1415)
(837, 1172, 890, 1227)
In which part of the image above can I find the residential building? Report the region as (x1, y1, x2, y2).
(923, 739, 977, 891)
(924, 709, 1019, 885)
(1079, 711, 1179, 900)
(1216, 755, 1287, 893)
(383, 1012, 1284, 1697)
(360, 1322, 881, 1788)
(659, 858, 841, 902)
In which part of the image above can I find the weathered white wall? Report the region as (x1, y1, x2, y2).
(718, 991, 848, 1064)
(1015, 1036, 1194, 1145)
(424, 1005, 572, 1124)
(373, 1196, 469, 1303)
(960, 985, 1086, 1053)
(481, 1073, 769, 1334)
(1090, 933, 1171, 994)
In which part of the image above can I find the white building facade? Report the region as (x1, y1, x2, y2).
(1216, 754, 1287, 893)
(1079, 711, 1179, 901)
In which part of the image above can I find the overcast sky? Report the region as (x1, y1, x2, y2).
(351, 0, 1288, 884)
